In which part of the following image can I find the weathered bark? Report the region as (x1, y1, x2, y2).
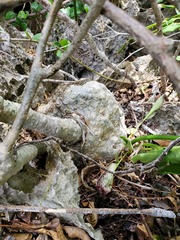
(0, 143, 47, 185)
(0, 96, 82, 143)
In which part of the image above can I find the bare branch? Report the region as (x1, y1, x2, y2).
(45, 0, 107, 77)
(0, 205, 176, 218)
(0, 96, 82, 143)
(1, 0, 63, 151)
(149, 0, 163, 36)
(0, 143, 47, 185)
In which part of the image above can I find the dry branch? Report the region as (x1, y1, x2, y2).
(0, 96, 82, 144)
(0, 205, 176, 218)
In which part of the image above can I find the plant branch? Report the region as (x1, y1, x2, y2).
(149, 0, 163, 36)
(45, 0, 107, 77)
(0, 205, 176, 218)
(0, 143, 47, 185)
(0, 96, 82, 143)
(1, 0, 63, 152)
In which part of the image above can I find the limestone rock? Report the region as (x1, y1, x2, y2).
(55, 81, 127, 161)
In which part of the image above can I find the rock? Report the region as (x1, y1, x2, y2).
(0, 145, 104, 239)
(147, 103, 180, 135)
(55, 81, 127, 161)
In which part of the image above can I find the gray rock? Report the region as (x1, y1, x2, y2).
(56, 81, 127, 161)
(147, 103, 180, 135)
(0, 145, 104, 239)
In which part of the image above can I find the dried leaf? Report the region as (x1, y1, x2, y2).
(63, 226, 91, 240)
(11, 233, 32, 240)
(136, 224, 149, 240)
(84, 202, 98, 227)
(37, 228, 62, 240)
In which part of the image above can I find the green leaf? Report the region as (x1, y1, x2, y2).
(176, 56, 180, 61)
(59, 38, 70, 49)
(120, 136, 133, 153)
(18, 10, 29, 19)
(13, 17, 27, 30)
(84, 4, 90, 13)
(56, 50, 63, 58)
(60, 7, 71, 17)
(5, 11, 16, 20)
(143, 94, 164, 121)
(54, 41, 61, 47)
(159, 4, 175, 9)
(68, 7, 75, 18)
(32, 33, 41, 42)
(25, 29, 34, 39)
(131, 146, 180, 174)
(131, 134, 179, 145)
(163, 23, 180, 33)
(31, 2, 43, 12)
(158, 164, 180, 174)
(20, 21, 27, 31)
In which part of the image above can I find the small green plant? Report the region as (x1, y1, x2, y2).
(54, 39, 71, 58)
(60, 0, 89, 20)
(131, 135, 180, 174)
(4, 2, 43, 31)
(120, 93, 180, 174)
(147, 0, 180, 34)
(5, 10, 28, 30)
(121, 134, 180, 174)
(147, 13, 180, 34)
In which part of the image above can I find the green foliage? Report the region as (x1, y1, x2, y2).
(4, 10, 28, 30)
(5, 11, 16, 20)
(54, 39, 71, 58)
(4, 2, 43, 31)
(131, 134, 178, 145)
(32, 33, 41, 42)
(147, 0, 180, 35)
(147, 13, 180, 34)
(136, 94, 164, 131)
(176, 56, 180, 61)
(132, 146, 180, 174)
(60, 0, 89, 19)
(18, 10, 29, 19)
(30, 2, 43, 12)
(162, 14, 180, 33)
(13, 17, 28, 31)
(129, 135, 180, 174)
